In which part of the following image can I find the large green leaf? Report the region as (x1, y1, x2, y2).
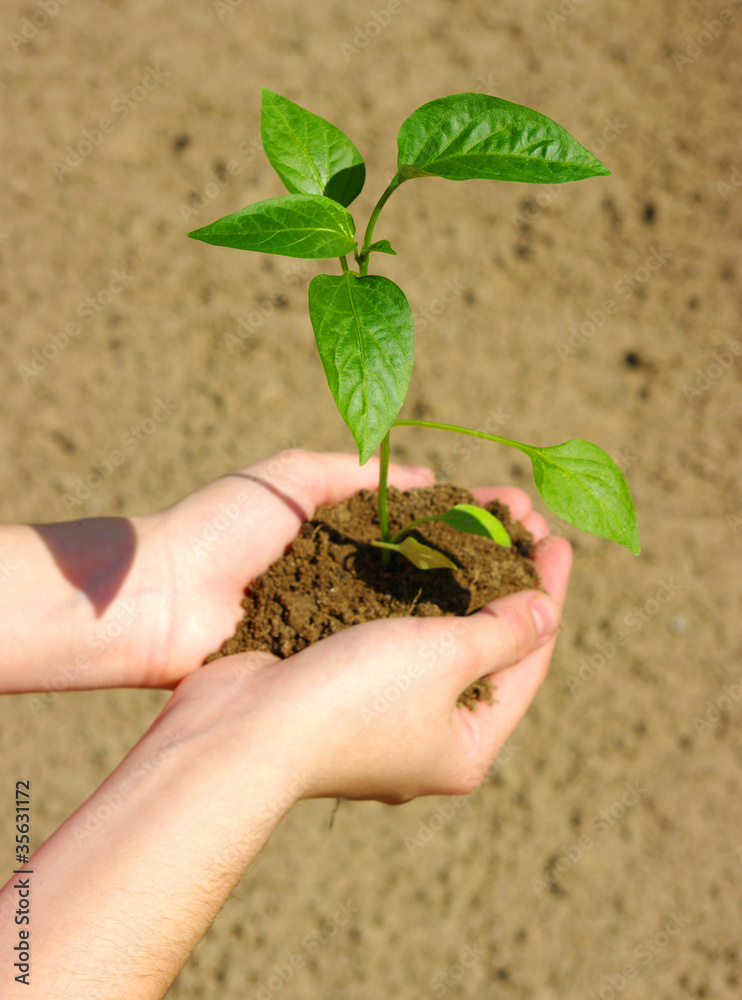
(308, 272, 414, 463)
(397, 93, 609, 184)
(518, 439, 640, 554)
(188, 194, 356, 259)
(261, 89, 366, 207)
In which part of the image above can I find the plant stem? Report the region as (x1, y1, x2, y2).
(392, 418, 530, 455)
(339, 255, 349, 273)
(378, 431, 392, 567)
(390, 516, 436, 545)
(358, 172, 404, 275)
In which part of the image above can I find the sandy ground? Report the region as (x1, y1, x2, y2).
(1, 0, 741, 996)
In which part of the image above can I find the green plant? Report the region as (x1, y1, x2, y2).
(189, 89, 640, 567)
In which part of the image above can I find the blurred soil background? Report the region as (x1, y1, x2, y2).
(1, 0, 741, 996)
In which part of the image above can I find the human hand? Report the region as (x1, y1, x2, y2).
(138, 449, 435, 687)
(166, 491, 571, 805)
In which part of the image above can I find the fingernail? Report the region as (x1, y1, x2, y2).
(529, 594, 560, 638)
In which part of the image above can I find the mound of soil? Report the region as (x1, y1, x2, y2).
(205, 485, 540, 707)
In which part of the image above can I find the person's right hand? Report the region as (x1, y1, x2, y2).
(166, 491, 572, 807)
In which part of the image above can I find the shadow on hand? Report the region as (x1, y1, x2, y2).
(32, 517, 137, 617)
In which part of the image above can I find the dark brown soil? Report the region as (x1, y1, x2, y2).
(205, 485, 540, 707)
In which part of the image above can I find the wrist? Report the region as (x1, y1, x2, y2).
(0, 515, 169, 693)
(66, 510, 175, 689)
(163, 662, 310, 813)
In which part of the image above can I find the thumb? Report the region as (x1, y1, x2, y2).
(438, 589, 562, 700)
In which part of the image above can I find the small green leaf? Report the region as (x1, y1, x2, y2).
(432, 504, 512, 546)
(519, 439, 640, 554)
(261, 89, 366, 207)
(188, 194, 356, 259)
(367, 239, 397, 256)
(397, 93, 609, 185)
(372, 537, 457, 571)
(308, 272, 414, 463)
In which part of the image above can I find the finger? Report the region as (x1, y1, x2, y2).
(522, 510, 549, 543)
(533, 535, 573, 605)
(461, 536, 573, 757)
(410, 588, 562, 702)
(248, 450, 434, 520)
(470, 486, 532, 521)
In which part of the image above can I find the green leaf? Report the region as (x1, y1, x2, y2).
(367, 239, 397, 256)
(188, 194, 356, 259)
(372, 537, 457, 571)
(308, 272, 414, 464)
(397, 92, 609, 185)
(261, 89, 365, 207)
(518, 439, 640, 554)
(432, 504, 512, 547)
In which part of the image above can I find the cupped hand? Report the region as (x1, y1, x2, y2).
(140, 450, 434, 686)
(166, 489, 572, 805)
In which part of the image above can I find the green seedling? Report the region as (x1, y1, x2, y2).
(189, 89, 640, 569)
(371, 503, 512, 569)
